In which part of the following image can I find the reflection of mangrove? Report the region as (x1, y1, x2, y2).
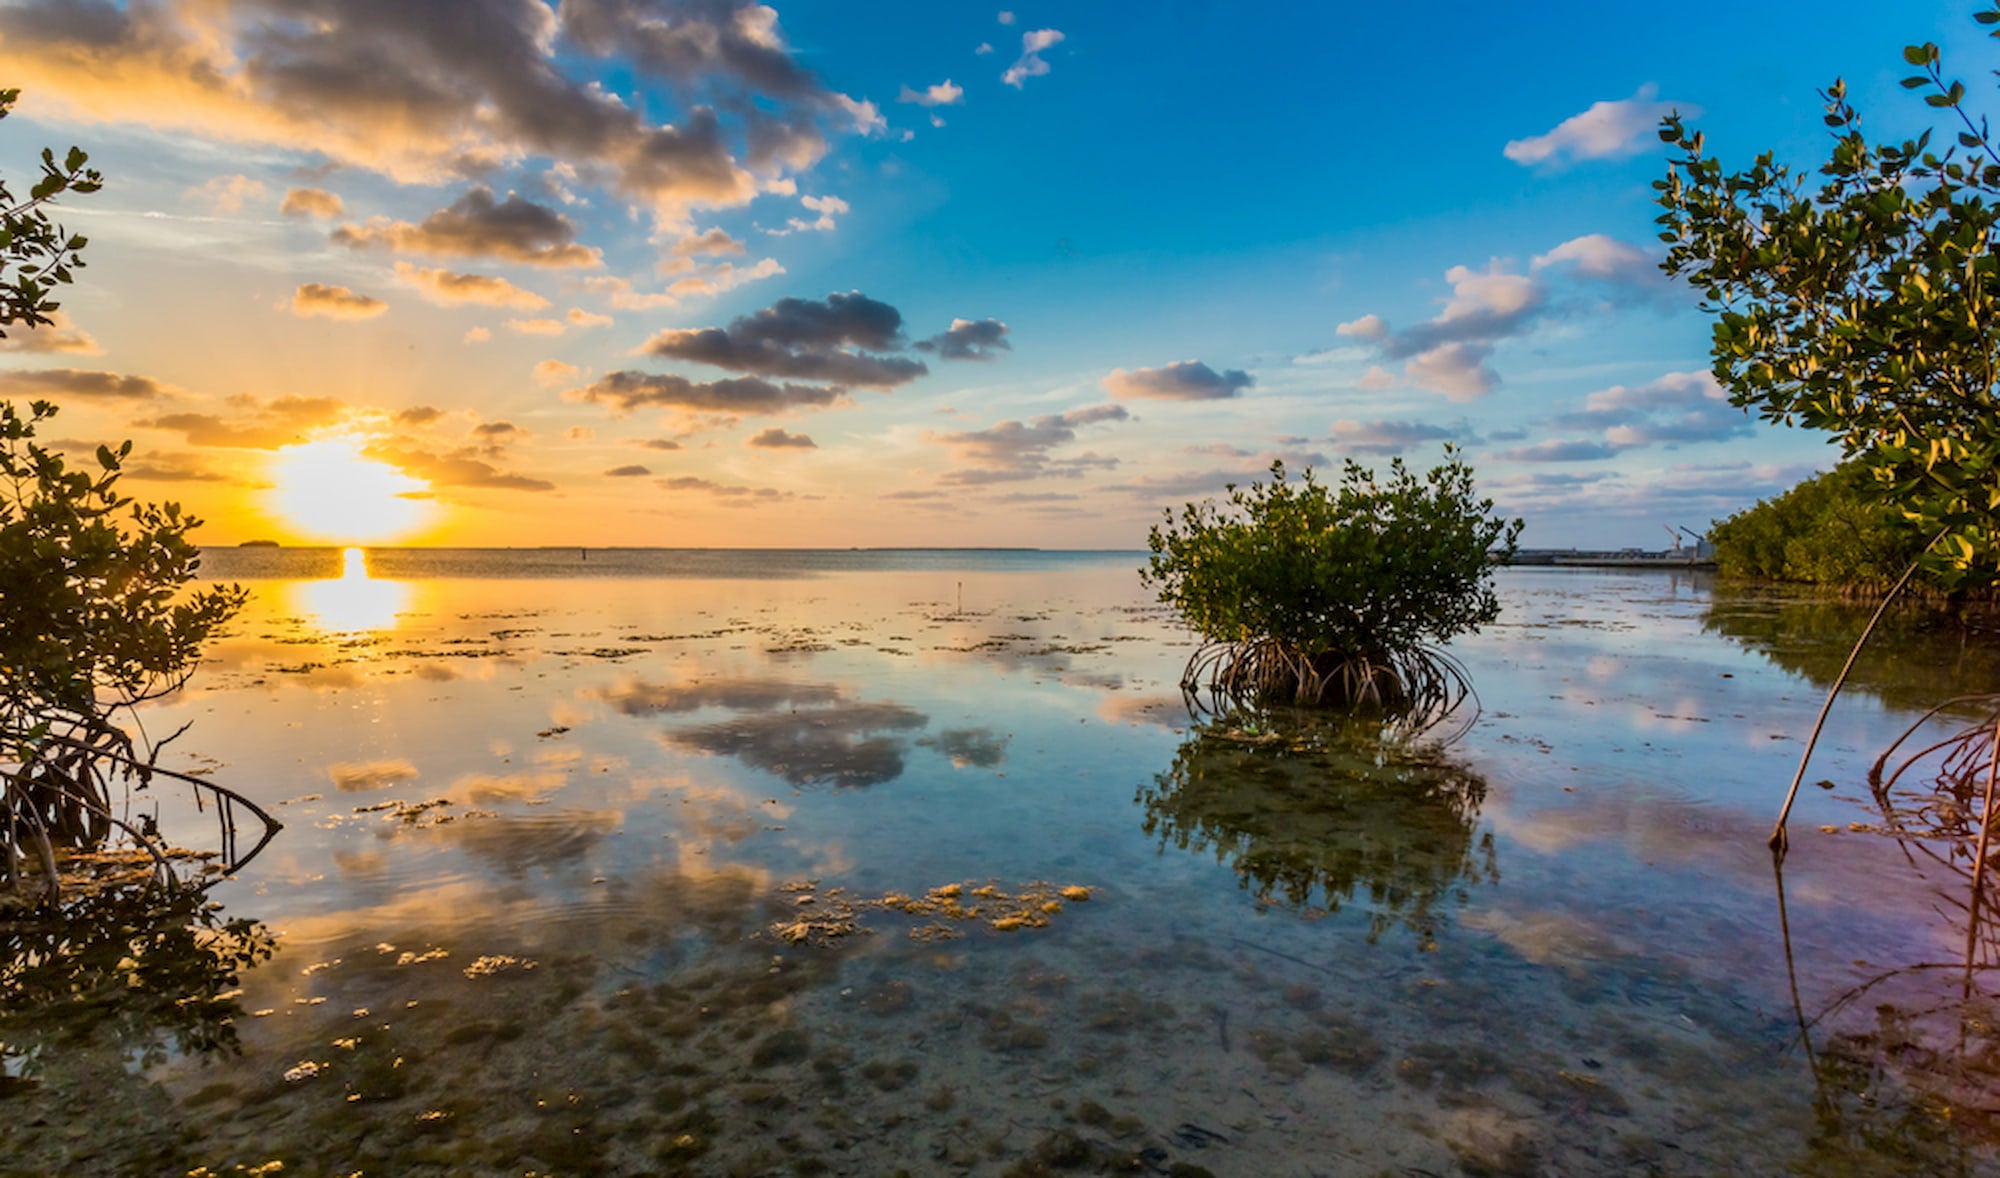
(1702, 588, 2000, 712)
(599, 675, 966, 787)
(1777, 710, 2000, 1169)
(1, 881, 274, 1072)
(1136, 717, 1495, 937)
(2, 716, 282, 905)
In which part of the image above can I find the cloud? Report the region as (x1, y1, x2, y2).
(1341, 260, 1553, 400)
(636, 438, 683, 451)
(533, 360, 581, 386)
(747, 427, 816, 449)
(288, 283, 387, 320)
(604, 464, 651, 477)
(395, 405, 445, 426)
(582, 258, 785, 309)
(931, 403, 1128, 483)
(186, 172, 266, 213)
(1331, 419, 1478, 456)
(362, 443, 554, 491)
(898, 79, 964, 107)
(570, 371, 846, 414)
(507, 307, 611, 335)
(1354, 365, 1396, 391)
(137, 393, 349, 449)
(135, 413, 300, 449)
(280, 187, 344, 218)
(1335, 314, 1387, 340)
(333, 188, 603, 268)
(393, 261, 547, 309)
(998, 11, 1017, 25)
(0, 311, 100, 355)
(766, 193, 847, 235)
(640, 291, 927, 388)
(653, 475, 803, 506)
(915, 318, 1010, 361)
(1503, 84, 1687, 167)
(672, 228, 746, 257)
(0, 368, 169, 399)
(2, 0, 872, 223)
(464, 326, 492, 343)
(1002, 28, 1065, 88)
(1402, 342, 1498, 402)
(1531, 234, 1663, 287)
(1103, 359, 1253, 401)
(471, 420, 523, 441)
(1556, 370, 1751, 446)
(662, 697, 929, 787)
(1492, 439, 1625, 462)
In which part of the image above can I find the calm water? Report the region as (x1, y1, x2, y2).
(8, 549, 2000, 1176)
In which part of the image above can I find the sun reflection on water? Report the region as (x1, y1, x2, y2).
(294, 547, 410, 633)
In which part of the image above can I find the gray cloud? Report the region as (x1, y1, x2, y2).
(394, 405, 445, 426)
(334, 187, 603, 268)
(604, 464, 652, 477)
(1, 0, 875, 221)
(362, 443, 555, 491)
(1551, 370, 1750, 447)
(569, 371, 845, 414)
(1331, 418, 1479, 456)
(671, 227, 746, 257)
(0, 311, 100, 355)
(915, 317, 1010, 361)
(641, 291, 926, 388)
(1103, 359, 1252, 401)
(1492, 439, 1624, 463)
(0, 368, 168, 399)
(747, 427, 815, 449)
(393, 261, 547, 308)
(280, 187, 344, 218)
(931, 403, 1128, 483)
(288, 282, 387, 319)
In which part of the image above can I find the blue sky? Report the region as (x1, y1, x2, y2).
(0, 0, 1985, 546)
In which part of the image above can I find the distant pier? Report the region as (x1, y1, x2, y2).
(1506, 547, 1715, 569)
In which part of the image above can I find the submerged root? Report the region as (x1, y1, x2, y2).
(1869, 696, 2000, 844)
(1181, 639, 1475, 738)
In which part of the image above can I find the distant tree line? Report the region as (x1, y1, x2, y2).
(1708, 462, 1936, 592)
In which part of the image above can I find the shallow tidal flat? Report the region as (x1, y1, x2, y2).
(9, 551, 2000, 1176)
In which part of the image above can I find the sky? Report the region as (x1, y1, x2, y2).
(0, 0, 1985, 548)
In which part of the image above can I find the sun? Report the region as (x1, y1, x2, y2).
(266, 439, 432, 543)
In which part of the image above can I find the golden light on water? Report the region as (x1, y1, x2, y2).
(295, 547, 410, 632)
(267, 439, 431, 543)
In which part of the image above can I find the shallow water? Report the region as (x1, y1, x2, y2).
(7, 551, 2000, 1176)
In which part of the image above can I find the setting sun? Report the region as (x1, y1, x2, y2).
(266, 440, 431, 543)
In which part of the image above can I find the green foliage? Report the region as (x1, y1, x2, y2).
(0, 87, 100, 338)
(0, 400, 246, 726)
(0, 95, 253, 900)
(1656, 6, 2000, 590)
(1141, 453, 1520, 713)
(1709, 462, 1932, 587)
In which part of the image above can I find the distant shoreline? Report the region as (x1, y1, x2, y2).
(205, 544, 1083, 552)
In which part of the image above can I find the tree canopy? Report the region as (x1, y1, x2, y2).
(1656, 7, 2000, 589)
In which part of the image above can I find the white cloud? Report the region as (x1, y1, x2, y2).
(1503, 84, 1688, 167)
(186, 173, 266, 213)
(898, 79, 964, 107)
(1335, 313, 1387, 340)
(1003, 29, 1065, 88)
(765, 193, 848, 236)
(1532, 234, 1661, 286)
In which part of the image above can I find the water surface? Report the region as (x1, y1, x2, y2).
(7, 551, 1998, 1176)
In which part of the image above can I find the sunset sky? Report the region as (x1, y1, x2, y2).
(0, 0, 1977, 547)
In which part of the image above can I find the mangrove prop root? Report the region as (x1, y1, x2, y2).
(1180, 638, 1474, 737)
(1770, 535, 1944, 856)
